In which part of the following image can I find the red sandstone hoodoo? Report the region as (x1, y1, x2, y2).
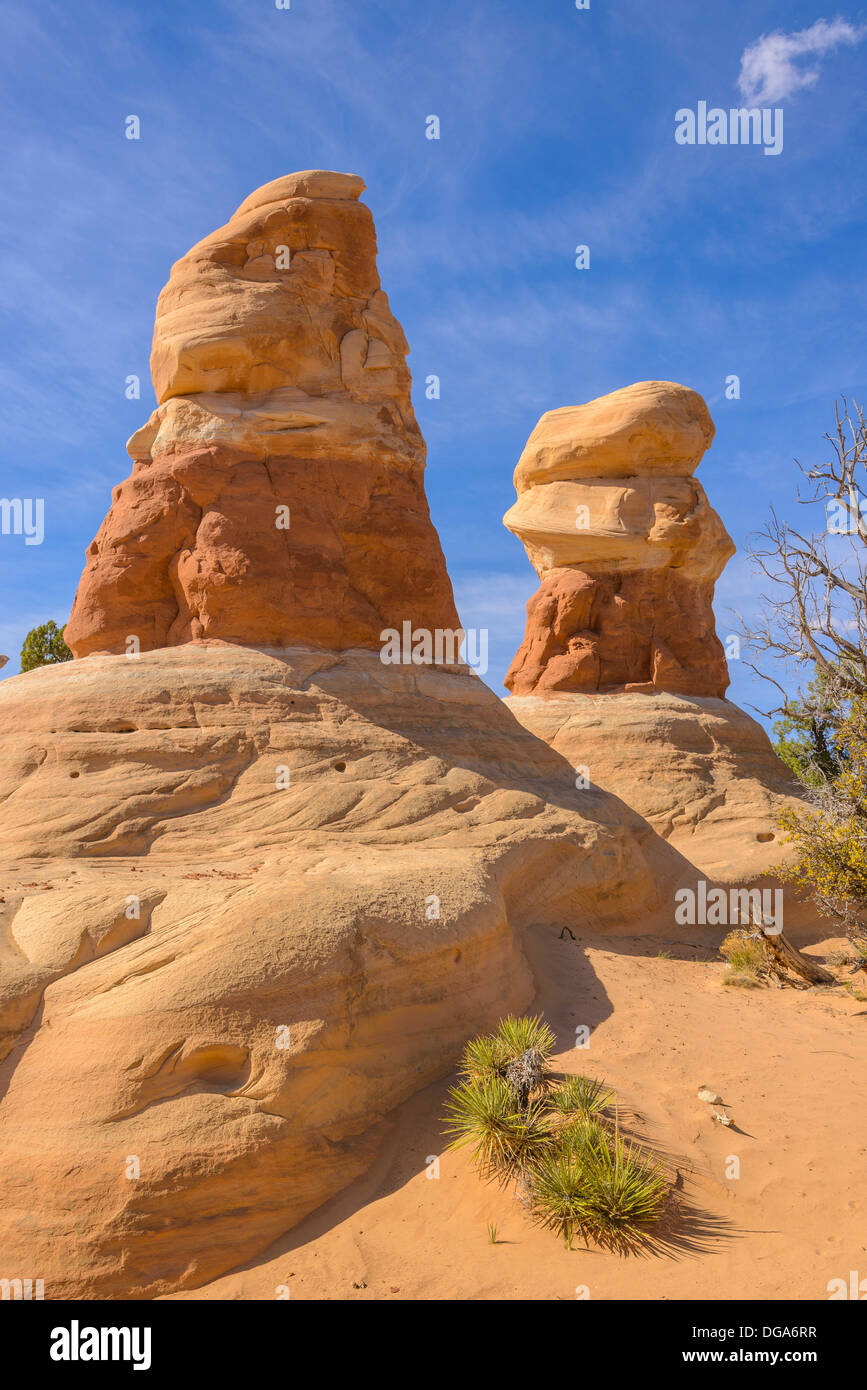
(503, 381, 735, 698)
(65, 170, 459, 658)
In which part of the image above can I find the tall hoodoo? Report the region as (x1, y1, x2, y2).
(503, 381, 734, 698)
(65, 170, 458, 657)
(0, 178, 690, 1299)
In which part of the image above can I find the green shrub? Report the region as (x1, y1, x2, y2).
(494, 1014, 556, 1064)
(444, 1015, 669, 1252)
(459, 1033, 510, 1081)
(20, 620, 72, 673)
(525, 1122, 666, 1252)
(548, 1074, 614, 1120)
(443, 1075, 554, 1181)
(525, 1149, 588, 1250)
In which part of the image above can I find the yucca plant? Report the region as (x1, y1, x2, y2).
(570, 1133, 668, 1252)
(444, 1075, 555, 1181)
(459, 1032, 510, 1081)
(461, 1016, 555, 1109)
(548, 1073, 614, 1121)
(445, 1014, 670, 1253)
(529, 1130, 666, 1252)
(526, 1148, 589, 1249)
(556, 1112, 610, 1160)
(495, 1014, 556, 1065)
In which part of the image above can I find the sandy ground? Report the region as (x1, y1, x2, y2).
(168, 926, 867, 1302)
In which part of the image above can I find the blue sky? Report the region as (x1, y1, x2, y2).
(0, 0, 865, 727)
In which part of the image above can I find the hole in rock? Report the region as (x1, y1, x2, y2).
(333, 761, 346, 772)
(756, 832, 775, 842)
(69, 771, 81, 779)
(183, 1044, 250, 1087)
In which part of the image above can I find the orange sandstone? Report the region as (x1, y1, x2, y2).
(65, 171, 457, 658)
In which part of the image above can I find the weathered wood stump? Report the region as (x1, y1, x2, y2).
(755, 924, 836, 986)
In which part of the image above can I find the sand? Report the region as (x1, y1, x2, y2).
(167, 925, 867, 1301)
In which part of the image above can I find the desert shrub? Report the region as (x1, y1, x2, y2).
(458, 1013, 555, 1107)
(524, 1148, 588, 1250)
(20, 620, 72, 672)
(495, 1013, 556, 1063)
(444, 1015, 668, 1252)
(719, 929, 770, 982)
(528, 1124, 667, 1251)
(443, 1075, 555, 1182)
(775, 699, 867, 941)
(548, 1073, 614, 1120)
(460, 1033, 510, 1082)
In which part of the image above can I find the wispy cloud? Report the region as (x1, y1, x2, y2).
(738, 16, 867, 105)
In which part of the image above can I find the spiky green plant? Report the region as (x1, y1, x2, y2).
(573, 1134, 668, 1252)
(445, 1014, 670, 1253)
(548, 1074, 614, 1121)
(526, 1149, 589, 1249)
(460, 1032, 510, 1081)
(555, 1113, 611, 1168)
(495, 1014, 556, 1065)
(529, 1129, 666, 1252)
(486, 1220, 498, 1245)
(444, 1075, 554, 1181)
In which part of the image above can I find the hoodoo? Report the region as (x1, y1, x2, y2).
(64, 170, 458, 658)
(502, 382, 801, 882)
(503, 381, 733, 698)
(0, 179, 690, 1299)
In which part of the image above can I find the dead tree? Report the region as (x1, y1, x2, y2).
(744, 397, 867, 729)
(753, 921, 836, 986)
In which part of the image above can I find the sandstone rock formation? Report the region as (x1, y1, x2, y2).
(502, 383, 801, 882)
(503, 689, 800, 883)
(64, 170, 457, 658)
(0, 180, 694, 1299)
(504, 382, 734, 698)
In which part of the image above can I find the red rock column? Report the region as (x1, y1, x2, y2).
(65, 171, 459, 658)
(503, 380, 734, 698)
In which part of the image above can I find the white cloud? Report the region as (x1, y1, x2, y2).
(738, 16, 867, 104)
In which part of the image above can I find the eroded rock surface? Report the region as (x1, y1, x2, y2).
(64, 171, 458, 658)
(502, 382, 802, 882)
(0, 180, 695, 1299)
(0, 646, 690, 1297)
(504, 381, 734, 698)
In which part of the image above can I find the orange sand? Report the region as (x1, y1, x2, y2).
(168, 926, 867, 1301)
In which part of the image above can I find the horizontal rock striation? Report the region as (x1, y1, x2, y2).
(65, 171, 458, 658)
(504, 381, 734, 698)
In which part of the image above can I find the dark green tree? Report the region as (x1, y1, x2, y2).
(772, 668, 843, 786)
(20, 620, 73, 673)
